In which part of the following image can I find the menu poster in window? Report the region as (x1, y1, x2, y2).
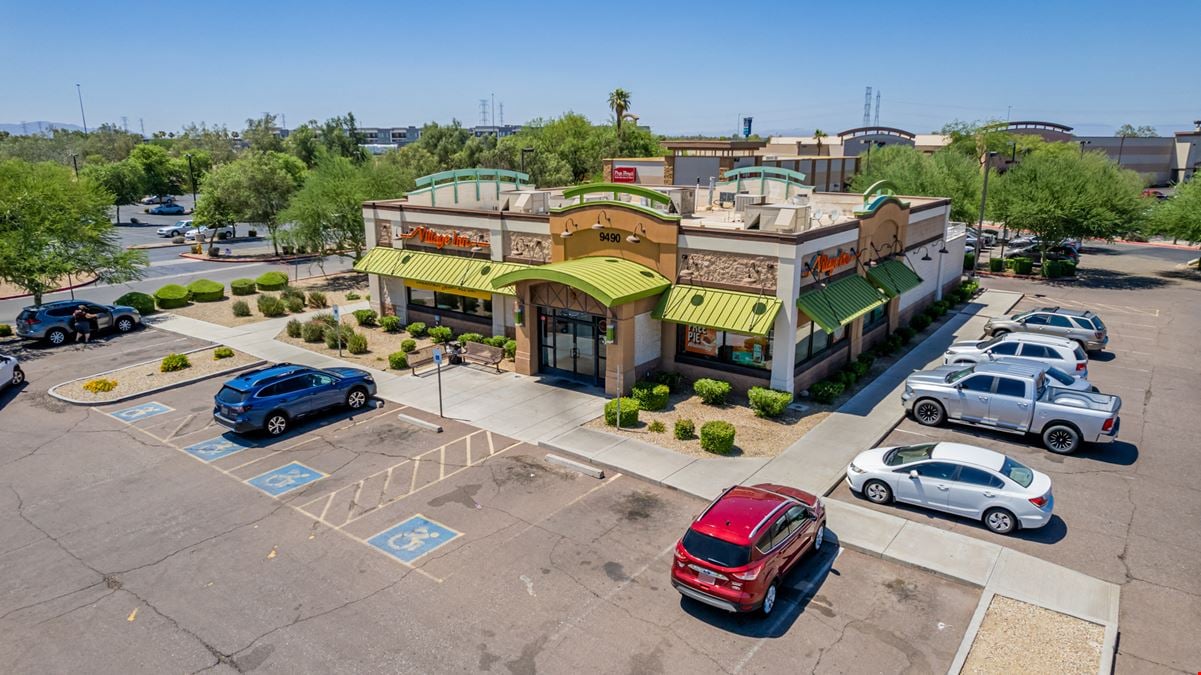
(685, 326, 719, 356)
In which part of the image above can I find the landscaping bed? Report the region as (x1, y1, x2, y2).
(165, 272, 370, 327)
(51, 346, 258, 404)
(962, 595, 1102, 675)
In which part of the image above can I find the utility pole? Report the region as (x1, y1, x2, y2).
(139, 118, 146, 137)
(75, 84, 88, 133)
(491, 93, 495, 131)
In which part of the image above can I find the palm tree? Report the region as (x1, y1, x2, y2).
(608, 88, 631, 131)
(813, 129, 828, 156)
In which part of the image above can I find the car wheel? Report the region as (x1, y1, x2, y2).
(991, 329, 1010, 337)
(864, 480, 893, 504)
(46, 328, 68, 346)
(983, 508, 1017, 534)
(345, 387, 368, 410)
(116, 317, 135, 333)
(913, 399, 945, 426)
(812, 524, 825, 551)
(11, 367, 24, 386)
(264, 412, 289, 436)
(760, 580, 778, 617)
(1043, 424, 1080, 454)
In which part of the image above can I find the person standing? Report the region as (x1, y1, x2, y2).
(72, 305, 97, 344)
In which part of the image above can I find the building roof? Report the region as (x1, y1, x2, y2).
(837, 126, 917, 140)
(796, 275, 887, 333)
(490, 256, 670, 307)
(653, 285, 781, 336)
(866, 259, 923, 297)
(661, 140, 767, 150)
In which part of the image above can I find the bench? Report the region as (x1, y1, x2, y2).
(460, 342, 504, 372)
(406, 348, 438, 375)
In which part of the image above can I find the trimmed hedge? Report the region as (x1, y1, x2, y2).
(811, 380, 845, 404)
(1043, 260, 1077, 278)
(700, 421, 736, 455)
(400, 338, 417, 353)
(257, 294, 287, 317)
(388, 351, 408, 370)
(963, 252, 976, 270)
(631, 381, 670, 411)
(154, 284, 190, 309)
(674, 418, 695, 440)
(255, 271, 289, 291)
(1011, 257, 1034, 275)
(406, 322, 428, 338)
(748, 386, 793, 418)
(114, 291, 155, 316)
(458, 332, 485, 344)
(484, 335, 508, 348)
(186, 279, 225, 303)
(230, 278, 257, 296)
(428, 326, 453, 344)
(604, 398, 639, 427)
(353, 309, 378, 326)
(232, 300, 251, 317)
(347, 332, 368, 354)
(213, 346, 234, 359)
(693, 378, 732, 405)
(989, 257, 1005, 273)
(160, 353, 191, 372)
(379, 315, 402, 333)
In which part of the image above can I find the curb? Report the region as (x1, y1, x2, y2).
(48, 344, 265, 406)
(177, 250, 351, 264)
(0, 276, 100, 301)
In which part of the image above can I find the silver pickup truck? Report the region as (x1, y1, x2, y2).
(902, 361, 1120, 454)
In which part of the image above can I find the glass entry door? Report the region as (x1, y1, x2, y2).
(538, 307, 605, 386)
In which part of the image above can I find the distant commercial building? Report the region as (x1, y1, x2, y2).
(1003, 120, 1201, 185)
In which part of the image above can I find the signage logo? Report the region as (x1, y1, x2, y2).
(397, 225, 489, 250)
(802, 249, 856, 277)
(612, 166, 638, 183)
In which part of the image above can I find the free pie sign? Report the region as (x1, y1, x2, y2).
(396, 225, 490, 250)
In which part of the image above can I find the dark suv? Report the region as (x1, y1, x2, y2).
(15, 299, 143, 345)
(213, 363, 377, 436)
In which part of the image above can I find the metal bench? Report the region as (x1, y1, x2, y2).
(406, 348, 438, 375)
(460, 342, 504, 372)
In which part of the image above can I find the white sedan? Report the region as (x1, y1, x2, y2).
(184, 225, 234, 242)
(1, 354, 24, 390)
(157, 219, 194, 237)
(845, 442, 1053, 534)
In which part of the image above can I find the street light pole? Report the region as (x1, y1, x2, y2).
(974, 151, 998, 276)
(185, 153, 197, 206)
(70, 154, 79, 178)
(75, 84, 88, 134)
(520, 147, 534, 176)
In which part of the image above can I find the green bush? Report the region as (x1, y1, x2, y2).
(989, 257, 1005, 273)
(848, 360, 870, 380)
(631, 381, 670, 411)
(963, 252, 976, 271)
(257, 294, 287, 317)
(881, 334, 903, 354)
(401, 338, 417, 353)
(230, 278, 257, 296)
(160, 353, 191, 372)
(301, 320, 326, 343)
(910, 313, 932, 332)
(834, 369, 856, 387)
(653, 370, 685, 393)
(311, 312, 337, 327)
(0, 323, 10, 337)
(748, 386, 794, 418)
(932, 300, 949, 316)
(485, 335, 508, 348)
(375, 315, 398, 332)
(699, 420, 736, 455)
(286, 296, 305, 313)
(896, 326, 916, 344)
(388, 351, 409, 370)
(154, 284, 191, 309)
(458, 332, 485, 344)
(352, 309, 378, 326)
(1011, 257, 1034, 275)
(648, 420, 666, 434)
(307, 290, 328, 308)
(255, 271, 289, 291)
(503, 339, 517, 359)
(232, 300, 251, 317)
(406, 321, 428, 338)
(114, 291, 155, 316)
(604, 398, 639, 427)
(1043, 260, 1077, 278)
(810, 380, 845, 404)
(280, 287, 305, 303)
(857, 351, 876, 369)
(345, 291, 361, 300)
(673, 418, 696, 440)
(284, 318, 302, 337)
(213, 346, 234, 359)
(324, 324, 354, 349)
(347, 332, 368, 354)
(693, 378, 732, 405)
(428, 326, 453, 343)
(961, 279, 979, 296)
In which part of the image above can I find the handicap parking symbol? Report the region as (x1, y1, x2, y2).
(246, 462, 325, 497)
(367, 515, 461, 564)
(183, 436, 254, 463)
(109, 402, 173, 423)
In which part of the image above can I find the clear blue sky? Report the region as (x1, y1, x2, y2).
(2, 0, 1197, 137)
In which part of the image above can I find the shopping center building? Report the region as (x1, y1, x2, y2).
(356, 167, 965, 396)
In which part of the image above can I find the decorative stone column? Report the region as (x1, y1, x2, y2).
(770, 253, 803, 392)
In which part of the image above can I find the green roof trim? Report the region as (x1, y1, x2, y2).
(354, 247, 529, 297)
(562, 182, 672, 206)
(796, 275, 887, 333)
(866, 259, 922, 298)
(490, 256, 670, 307)
(653, 285, 781, 337)
(854, 179, 910, 216)
(551, 200, 681, 221)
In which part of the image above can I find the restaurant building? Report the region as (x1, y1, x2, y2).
(357, 167, 965, 396)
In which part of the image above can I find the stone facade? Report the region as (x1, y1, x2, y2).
(677, 251, 778, 291)
(505, 233, 553, 263)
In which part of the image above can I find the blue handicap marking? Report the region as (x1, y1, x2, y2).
(367, 515, 461, 564)
(246, 462, 325, 497)
(183, 435, 254, 463)
(109, 402, 173, 423)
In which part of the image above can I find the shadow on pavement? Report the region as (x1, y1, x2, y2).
(842, 490, 1068, 545)
(249, 399, 388, 448)
(1070, 268, 1171, 290)
(1089, 351, 1116, 363)
(0, 381, 28, 409)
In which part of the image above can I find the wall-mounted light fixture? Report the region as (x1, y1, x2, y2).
(591, 210, 611, 230)
(626, 223, 648, 244)
(559, 217, 580, 238)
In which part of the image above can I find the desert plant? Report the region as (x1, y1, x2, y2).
(280, 287, 305, 303)
(324, 324, 355, 349)
(379, 315, 402, 333)
(114, 292, 155, 316)
(428, 326, 453, 343)
(388, 351, 409, 370)
(232, 300, 251, 317)
(458, 332, 485, 344)
(748, 387, 794, 418)
(406, 321, 428, 338)
(345, 291, 361, 300)
(673, 418, 695, 440)
(311, 312, 337, 327)
(160, 353, 191, 372)
(302, 320, 326, 343)
(699, 420, 736, 455)
(631, 381, 670, 411)
(307, 290, 328, 308)
(285, 318, 302, 337)
(503, 339, 517, 359)
(400, 338, 417, 353)
(347, 332, 368, 354)
(187, 279, 224, 302)
(153, 284, 190, 309)
(213, 346, 235, 359)
(352, 309, 378, 326)
(257, 294, 287, 317)
(285, 296, 305, 313)
(810, 380, 845, 404)
(171, 235, 185, 244)
(648, 420, 666, 433)
(230, 278, 257, 296)
(693, 378, 732, 405)
(255, 271, 289, 291)
(604, 398, 639, 427)
(653, 370, 685, 393)
(82, 378, 117, 393)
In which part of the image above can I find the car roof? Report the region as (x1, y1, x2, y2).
(27, 299, 97, 309)
(691, 485, 802, 546)
(973, 360, 1046, 379)
(930, 442, 1005, 471)
(223, 363, 312, 390)
(1035, 306, 1093, 318)
(992, 356, 1057, 373)
(996, 332, 1076, 348)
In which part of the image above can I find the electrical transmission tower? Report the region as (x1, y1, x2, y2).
(479, 99, 490, 126)
(499, 102, 504, 126)
(873, 91, 881, 126)
(121, 116, 129, 132)
(863, 86, 872, 127)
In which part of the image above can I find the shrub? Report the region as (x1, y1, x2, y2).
(401, 338, 417, 353)
(924, 307, 940, 323)
(857, 351, 876, 368)
(653, 370, 685, 393)
(1012, 257, 1034, 275)
(347, 332, 368, 354)
(604, 398, 639, 427)
(213, 346, 234, 359)
(378, 315, 401, 333)
(255, 271, 289, 291)
(257, 294, 287, 317)
(280, 287, 305, 303)
(693, 378, 732, 405)
(673, 418, 696, 440)
(307, 290, 328, 308)
(961, 279, 979, 296)
(834, 369, 857, 387)
(484, 335, 508, 348)
(154, 284, 190, 309)
(388, 351, 409, 370)
(896, 326, 916, 344)
(406, 321, 428, 338)
(458, 332, 485, 344)
(848, 360, 870, 379)
(631, 381, 670, 411)
(345, 291, 361, 300)
(503, 339, 517, 359)
(160, 353, 191, 372)
(302, 320, 326, 343)
(82, 378, 117, 394)
(311, 312, 337, 327)
(285, 318, 302, 337)
(1044, 260, 1077, 278)
(932, 300, 949, 316)
(910, 313, 932, 332)
(989, 257, 1005, 273)
(810, 380, 845, 404)
(187, 279, 224, 302)
(114, 291, 155, 316)
(286, 297, 305, 313)
(230, 278, 257, 296)
(748, 387, 794, 418)
(963, 252, 976, 270)
(0, 323, 9, 337)
(171, 235, 185, 244)
(881, 334, 903, 354)
(428, 326, 453, 343)
(699, 421, 736, 455)
(324, 324, 354, 349)
(232, 300, 251, 317)
(648, 420, 666, 434)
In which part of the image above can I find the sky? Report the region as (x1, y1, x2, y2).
(2, 0, 1198, 138)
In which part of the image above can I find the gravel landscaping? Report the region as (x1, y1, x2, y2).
(52, 346, 259, 403)
(963, 595, 1103, 675)
(167, 272, 369, 328)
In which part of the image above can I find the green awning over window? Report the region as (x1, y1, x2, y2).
(490, 256, 670, 307)
(866, 259, 922, 298)
(354, 246, 529, 297)
(653, 285, 781, 336)
(797, 274, 887, 333)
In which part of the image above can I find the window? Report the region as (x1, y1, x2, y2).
(1023, 314, 1049, 326)
(408, 288, 434, 307)
(884, 443, 937, 465)
(990, 342, 1019, 356)
(864, 304, 887, 330)
(1044, 367, 1075, 386)
(1000, 457, 1034, 487)
(785, 505, 812, 534)
(408, 287, 492, 319)
(795, 321, 843, 366)
(682, 530, 751, 568)
(1018, 344, 1050, 359)
(905, 462, 959, 480)
(680, 325, 772, 371)
(957, 466, 1005, 488)
(434, 292, 460, 312)
(995, 378, 1026, 397)
(755, 514, 793, 553)
(960, 376, 994, 393)
(272, 377, 309, 395)
(1069, 317, 1093, 330)
(1072, 346, 1087, 361)
(1047, 315, 1073, 328)
(307, 373, 335, 387)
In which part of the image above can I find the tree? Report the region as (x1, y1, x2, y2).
(608, 88, 631, 130)
(128, 144, 183, 198)
(287, 113, 369, 167)
(1148, 178, 1201, 264)
(244, 114, 284, 153)
(813, 129, 828, 156)
(1115, 124, 1158, 138)
(849, 145, 982, 223)
(173, 123, 238, 165)
(193, 151, 305, 254)
(940, 120, 1021, 161)
(0, 160, 146, 305)
(83, 159, 145, 224)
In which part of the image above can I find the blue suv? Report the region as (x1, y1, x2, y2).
(213, 363, 377, 436)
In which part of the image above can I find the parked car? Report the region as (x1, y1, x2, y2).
(845, 442, 1053, 534)
(944, 332, 1089, 378)
(984, 307, 1107, 352)
(149, 203, 186, 215)
(1005, 241, 1079, 264)
(14, 300, 143, 345)
(184, 225, 234, 242)
(966, 227, 995, 247)
(1, 354, 24, 390)
(671, 483, 826, 616)
(157, 219, 195, 237)
(902, 360, 1120, 453)
(992, 357, 1097, 392)
(213, 363, 377, 436)
(140, 195, 175, 205)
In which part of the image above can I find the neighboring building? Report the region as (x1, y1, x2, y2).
(356, 168, 964, 397)
(471, 124, 524, 138)
(358, 126, 422, 152)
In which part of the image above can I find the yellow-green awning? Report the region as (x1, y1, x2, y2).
(653, 285, 781, 336)
(797, 274, 887, 333)
(490, 256, 670, 307)
(866, 259, 922, 298)
(354, 247, 529, 297)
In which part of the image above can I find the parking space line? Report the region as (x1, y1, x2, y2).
(168, 414, 195, 440)
(224, 436, 323, 472)
(893, 428, 934, 438)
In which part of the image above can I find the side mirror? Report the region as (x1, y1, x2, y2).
(908, 470, 919, 479)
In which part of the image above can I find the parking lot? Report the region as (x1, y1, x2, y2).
(1, 328, 981, 673)
(833, 242, 1201, 672)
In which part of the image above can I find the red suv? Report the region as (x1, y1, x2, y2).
(671, 483, 826, 616)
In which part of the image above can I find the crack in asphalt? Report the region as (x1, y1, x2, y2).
(0, 415, 89, 468)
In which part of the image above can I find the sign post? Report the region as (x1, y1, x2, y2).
(432, 346, 444, 418)
(332, 304, 342, 356)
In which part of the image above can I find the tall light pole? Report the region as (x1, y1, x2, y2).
(974, 151, 998, 275)
(520, 147, 534, 176)
(70, 153, 79, 178)
(75, 84, 88, 134)
(185, 153, 197, 206)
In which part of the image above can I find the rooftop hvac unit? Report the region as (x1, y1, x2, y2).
(734, 193, 766, 211)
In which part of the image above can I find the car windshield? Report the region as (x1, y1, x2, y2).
(884, 443, 937, 466)
(945, 366, 975, 383)
(1000, 457, 1034, 488)
(681, 530, 751, 568)
(215, 386, 250, 404)
(1045, 366, 1075, 386)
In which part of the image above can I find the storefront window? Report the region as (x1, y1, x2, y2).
(408, 288, 435, 307)
(865, 304, 887, 331)
(795, 322, 844, 365)
(678, 325, 772, 371)
(408, 287, 492, 319)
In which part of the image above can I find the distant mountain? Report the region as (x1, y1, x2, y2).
(0, 121, 86, 135)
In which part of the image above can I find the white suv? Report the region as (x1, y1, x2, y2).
(185, 225, 235, 242)
(943, 332, 1088, 379)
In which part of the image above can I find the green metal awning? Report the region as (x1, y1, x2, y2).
(489, 256, 670, 307)
(354, 247, 529, 297)
(866, 259, 922, 298)
(653, 285, 781, 336)
(796, 274, 887, 333)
